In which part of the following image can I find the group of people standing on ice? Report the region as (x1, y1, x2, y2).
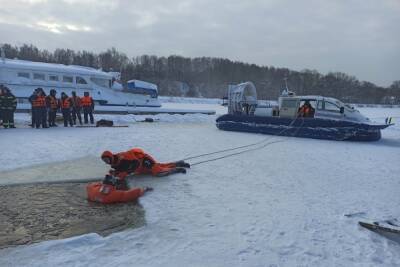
(29, 88, 95, 128)
(0, 84, 17, 128)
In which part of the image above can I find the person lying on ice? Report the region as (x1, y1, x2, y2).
(101, 148, 190, 179)
(87, 174, 153, 204)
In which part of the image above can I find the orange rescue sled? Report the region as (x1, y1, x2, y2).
(87, 182, 144, 204)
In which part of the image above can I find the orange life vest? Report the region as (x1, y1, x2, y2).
(47, 96, 58, 109)
(32, 95, 46, 108)
(81, 96, 93, 107)
(71, 96, 81, 108)
(299, 105, 313, 117)
(61, 98, 71, 109)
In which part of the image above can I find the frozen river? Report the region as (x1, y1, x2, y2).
(0, 104, 399, 266)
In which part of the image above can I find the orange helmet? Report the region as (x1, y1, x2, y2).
(101, 150, 113, 164)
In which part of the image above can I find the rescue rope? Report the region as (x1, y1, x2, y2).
(188, 117, 305, 166)
(190, 139, 284, 166)
(182, 135, 275, 161)
(182, 115, 303, 162)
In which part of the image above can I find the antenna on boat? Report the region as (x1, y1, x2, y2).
(281, 77, 295, 96)
(281, 77, 289, 96)
(284, 77, 289, 91)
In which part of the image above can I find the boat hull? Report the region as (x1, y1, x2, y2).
(216, 114, 388, 141)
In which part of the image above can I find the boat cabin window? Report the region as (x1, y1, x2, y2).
(90, 77, 110, 88)
(17, 72, 30, 79)
(127, 84, 157, 97)
(281, 99, 298, 108)
(317, 100, 323, 110)
(279, 99, 300, 118)
(49, 75, 59, 82)
(324, 101, 340, 113)
(63, 76, 73, 83)
(76, 76, 88, 85)
(33, 73, 46, 81)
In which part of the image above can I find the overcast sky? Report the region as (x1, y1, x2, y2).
(0, 0, 399, 86)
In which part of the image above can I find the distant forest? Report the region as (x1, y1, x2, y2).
(2, 44, 399, 104)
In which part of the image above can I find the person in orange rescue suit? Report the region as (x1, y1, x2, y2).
(298, 100, 315, 118)
(60, 92, 73, 127)
(28, 88, 38, 127)
(70, 91, 82, 125)
(31, 89, 48, 128)
(87, 174, 153, 204)
(81, 91, 94, 124)
(46, 89, 59, 127)
(101, 148, 191, 180)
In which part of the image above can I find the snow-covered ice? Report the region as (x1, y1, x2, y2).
(0, 103, 399, 267)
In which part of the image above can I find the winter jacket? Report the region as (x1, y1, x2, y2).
(0, 92, 17, 111)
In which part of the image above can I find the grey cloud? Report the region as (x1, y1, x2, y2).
(0, 0, 399, 86)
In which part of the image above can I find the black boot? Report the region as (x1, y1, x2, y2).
(175, 160, 190, 168)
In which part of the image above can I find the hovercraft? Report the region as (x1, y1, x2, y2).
(216, 82, 392, 141)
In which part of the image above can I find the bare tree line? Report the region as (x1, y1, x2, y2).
(2, 44, 399, 104)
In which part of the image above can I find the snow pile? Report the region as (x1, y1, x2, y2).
(96, 113, 215, 124)
(15, 102, 216, 115)
(0, 106, 399, 266)
(159, 96, 223, 105)
(161, 102, 227, 115)
(13, 112, 216, 128)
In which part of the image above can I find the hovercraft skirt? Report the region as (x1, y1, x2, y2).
(216, 114, 382, 141)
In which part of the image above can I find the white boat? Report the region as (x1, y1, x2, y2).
(0, 57, 161, 108)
